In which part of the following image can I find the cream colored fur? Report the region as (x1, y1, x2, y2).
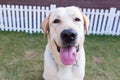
(42, 6, 89, 80)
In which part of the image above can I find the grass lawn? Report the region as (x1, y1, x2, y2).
(0, 31, 120, 80)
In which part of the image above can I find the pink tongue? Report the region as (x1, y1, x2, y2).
(60, 46, 76, 65)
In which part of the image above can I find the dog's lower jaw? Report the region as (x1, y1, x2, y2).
(49, 41, 63, 66)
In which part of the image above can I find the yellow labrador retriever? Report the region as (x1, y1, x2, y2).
(42, 6, 89, 80)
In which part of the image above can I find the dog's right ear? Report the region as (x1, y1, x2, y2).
(41, 14, 50, 38)
(82, 13, 90, 35)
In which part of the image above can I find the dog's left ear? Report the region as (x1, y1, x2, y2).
(41, 14, 50, 38)
(82, 13, 89, 35)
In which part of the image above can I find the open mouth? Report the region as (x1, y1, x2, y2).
(54, 40, 79, 65)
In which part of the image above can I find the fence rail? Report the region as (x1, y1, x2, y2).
(0, 4, 120, 36)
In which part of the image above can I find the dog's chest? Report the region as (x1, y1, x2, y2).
(57, 66, 80, 80)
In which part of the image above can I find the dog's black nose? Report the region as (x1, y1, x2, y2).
(61, 29, 77, 43)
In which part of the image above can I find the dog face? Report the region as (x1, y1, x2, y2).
(42, 6, 89, 65)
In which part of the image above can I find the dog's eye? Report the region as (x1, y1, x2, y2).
(53, 19, 60, 23)
(74, 18, 81, 22)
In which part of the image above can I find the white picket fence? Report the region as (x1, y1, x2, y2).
(0, 4, 56, 34)
(83, 8, 120, 36)
(0, 4, 120, 36)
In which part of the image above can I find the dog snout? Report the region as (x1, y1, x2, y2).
(61, 29, 77, 44)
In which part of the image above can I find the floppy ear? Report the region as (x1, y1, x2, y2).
(41, 14, 50, 38)
(82, 13, 89, 35)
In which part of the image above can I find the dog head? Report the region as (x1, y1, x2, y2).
(42, 6, 89, 65)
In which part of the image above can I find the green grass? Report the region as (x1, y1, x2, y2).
(85, 35, 120, 80)
(0, 31, 120, 80)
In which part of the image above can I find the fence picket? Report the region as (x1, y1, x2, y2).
(97, 9, 104, 34)
(3, 5, 8, 31)
(11, 5, 16, 31)
(116, 16, 120, 35)
(41, 6, 45, 21)
(24, 6, 29, 33)
(41, 6, 45, 33)
(7, 5, 12, 31)
(106, 8, 116, 35)
(16, 5, 20, 32)
(0, 4, 120, 36)
(100, 10, 109, 35)
(0, 5, 4, 30)
(37, 6, 41, 33)
(93, 9, 99, 34)
(20, 5, 24, 31)
(33, 6, 37, 33)
(86, 9, 91, 34)
(89, 9, 95, 34)
(112, 11, 120, 35)
(28, 6, 32, 34)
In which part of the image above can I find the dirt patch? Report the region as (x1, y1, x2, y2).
(25, 50, 36, 59)
(92, 55, 102, 65)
